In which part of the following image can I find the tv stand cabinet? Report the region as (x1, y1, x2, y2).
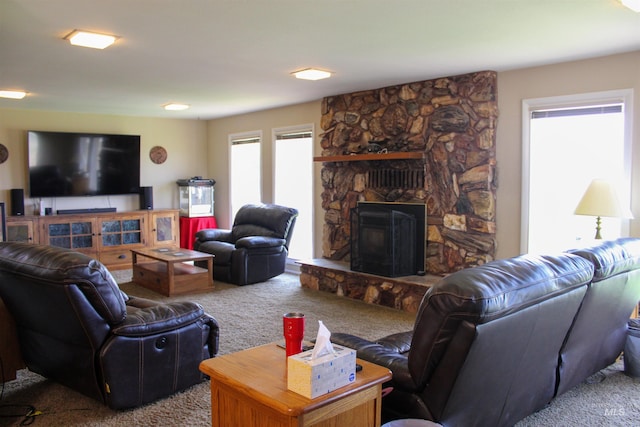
(6, 209, 179, 271)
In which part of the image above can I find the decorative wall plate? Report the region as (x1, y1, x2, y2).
(149, 146, 167, 164)
(0, 143, 8, 164)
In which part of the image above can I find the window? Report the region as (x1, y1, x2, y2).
(230, 132, 262, 219)
(522, 90, 633, 254)
(273, 126, 314, 260)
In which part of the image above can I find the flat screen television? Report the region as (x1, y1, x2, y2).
(28, 130, 141, 198)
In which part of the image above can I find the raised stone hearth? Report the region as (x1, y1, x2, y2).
(299, 259, 439, 313)
(318, 70, 498, 275)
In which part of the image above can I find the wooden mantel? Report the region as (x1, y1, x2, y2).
(313, 152, 424, 162)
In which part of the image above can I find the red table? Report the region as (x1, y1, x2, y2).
(179, 216, 217, 249)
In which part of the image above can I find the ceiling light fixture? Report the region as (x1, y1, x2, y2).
(292, 68, 332, 81)
(163, 103, 190, 111)
(621, 0, 640, 12)
(0, 90, 27, 100)
(65, 30, 117, 49)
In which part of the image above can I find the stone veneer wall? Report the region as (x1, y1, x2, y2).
(319, 70, 498, 274)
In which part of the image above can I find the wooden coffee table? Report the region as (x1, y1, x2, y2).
(131, 247, 213, 296)
(199, 342, 392, 427)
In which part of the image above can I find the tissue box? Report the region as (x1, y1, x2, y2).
(287, 345, 357, 399)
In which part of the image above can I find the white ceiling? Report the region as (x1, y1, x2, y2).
(1, 0, 639, 120)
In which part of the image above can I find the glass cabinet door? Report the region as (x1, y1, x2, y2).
(100, 216, 144, 248)
(46, 220, 95, 250)
(6, 220, 36, 243)
(150, 210, 178, 247)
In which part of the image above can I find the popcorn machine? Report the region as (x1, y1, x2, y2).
(176, 178, 215, 218)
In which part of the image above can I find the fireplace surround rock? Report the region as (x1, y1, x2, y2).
(318, 70, 498, 275)
(299, 259, 438, 313)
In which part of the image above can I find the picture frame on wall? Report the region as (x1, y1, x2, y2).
(0, 202, 6, 242)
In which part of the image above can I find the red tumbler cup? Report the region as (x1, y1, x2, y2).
(283, 312, 305, 356)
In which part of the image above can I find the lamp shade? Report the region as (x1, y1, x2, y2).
(574, 179, 632, 218)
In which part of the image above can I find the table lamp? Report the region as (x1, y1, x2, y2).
(574, 179, 632, 239)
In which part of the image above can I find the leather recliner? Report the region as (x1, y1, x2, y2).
(556, 237, 640, 395)
(332, 253, 595, 427)
(0, 242, 219, 410)
(194, 203, 298, 285)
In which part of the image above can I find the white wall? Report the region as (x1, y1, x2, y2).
(206, 101, 323, 255)
(0, 109, 208, 214)
(495, 51, 640, 259)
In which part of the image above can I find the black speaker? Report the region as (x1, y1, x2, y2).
(10, 188, 25, 216)
(140, 186, 153, 210)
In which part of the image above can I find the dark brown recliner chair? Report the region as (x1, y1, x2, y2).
(0, 242, 219, 410)
(194, 203, 298, 285)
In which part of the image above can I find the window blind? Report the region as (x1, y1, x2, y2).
(275, 131, 312, 140)
(231, 136, 261, 145)
(532, 104, 622, 119)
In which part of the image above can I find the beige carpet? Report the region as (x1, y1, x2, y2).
(1, 271, 639, 426)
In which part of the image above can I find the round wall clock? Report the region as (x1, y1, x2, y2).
(149, 146, 167, 164)
(0, 143, 8, 164)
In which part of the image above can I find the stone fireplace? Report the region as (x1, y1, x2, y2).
(318, 70, 497, 274)
(300, 70, 498, 311)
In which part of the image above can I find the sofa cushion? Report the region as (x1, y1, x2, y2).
(231, 203, 298, 242)
(236, 236, 287, 250)
(568, 237, 640, 281)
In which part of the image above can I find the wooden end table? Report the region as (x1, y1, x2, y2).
(199, 342, 392, 427)
(131, 247, 214, 296)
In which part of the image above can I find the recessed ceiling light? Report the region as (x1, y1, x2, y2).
(292, 68, 332, 81)
(163, 103, 190, 111)
(65, 30, 117, 49)
(0, 90, 27, 99)
(621, 0, 640, 12)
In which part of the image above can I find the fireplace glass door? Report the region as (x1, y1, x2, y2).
(351, 206, 417, 277)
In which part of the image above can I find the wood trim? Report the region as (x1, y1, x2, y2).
(313, 152, 424, 162)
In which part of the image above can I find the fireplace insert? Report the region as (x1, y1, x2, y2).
(350, 202, 425, 277)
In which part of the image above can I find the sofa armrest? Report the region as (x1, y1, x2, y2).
(377, 331, 413, 354)
(101, 298, 219, 409)
(114, 298, 209, 337)
(235, 236, 286, 250)
(332, 332, 415, 390)
(195, 228, 232, 243)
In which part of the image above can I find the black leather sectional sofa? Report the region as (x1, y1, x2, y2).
(332, 237, 640, 426)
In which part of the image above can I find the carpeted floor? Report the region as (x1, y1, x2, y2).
(1, 271, 639, 426)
